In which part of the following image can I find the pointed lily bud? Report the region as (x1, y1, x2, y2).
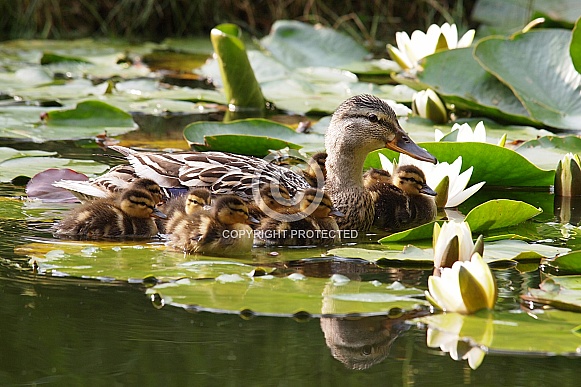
(555, 153, 581, 197)
(434, 175, 449, 209)
(412, 89, 448, 124)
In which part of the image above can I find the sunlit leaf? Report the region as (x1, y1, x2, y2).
(474, 29, 581, 130)
(465, 199, 541, 233)
(547, 251, 581, 273)
(524, 276, 581, 312)
(572, 17, 581, 74)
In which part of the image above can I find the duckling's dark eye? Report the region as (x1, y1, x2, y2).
(368, 113, 379, 123)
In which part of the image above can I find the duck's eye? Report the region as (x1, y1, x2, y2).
(368, 113, 379, 123)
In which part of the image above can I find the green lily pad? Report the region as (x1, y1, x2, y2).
(329, 239, 567, 265)
(515, 135, 581, 170)
(147, 275, 427, 317)
(465, 199, 542, 233)
(366, 142, 555, 187)
(210, 23, 265, 110)
(534, 1, 581, 25)
(261, 20, 368, 69)
(572, 17, 581, 74)
(524, 276, 581, 312)
(183, 119, 323, 156)
(417, 309, 581, 356)
(45, 100, 134, 127)
(379, 199, 542, 243)
(547, 251, 581, 274)
(414, 48, 538, 126)
(474, 29, 581, 130)
(41, 52, 92, 65)
(21, 241, 255, 283)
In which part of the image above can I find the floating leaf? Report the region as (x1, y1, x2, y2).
(183, 118, 322, 156)
(261, 20, 368, 69)
(41, 52, 92, 65)
(147, 275, 426, 317)
(45, 100, 134, 128)
(414, 48, 537, 126)
(523, 276, 581, 312)
(572, 17, 581, 74)
(547, 251, 581, 274)
(516, 135, 581, 170)
(465, 199, 542, 233)
(474, 29, 581, 130)
(366, 142, 555, 187)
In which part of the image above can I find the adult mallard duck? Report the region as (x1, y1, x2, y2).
(369, 165, 436, 231)
(55, 188, 166, 239)
(161, 187, 211, 234)
(59, 94, 435, 232)
(256, 188, 343, 246)
(169, 195, 259, 255)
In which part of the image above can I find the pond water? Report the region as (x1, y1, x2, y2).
(1, 133, 581, 385)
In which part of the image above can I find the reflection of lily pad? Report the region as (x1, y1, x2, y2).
(417, 309, 581, 355)
(475, 29, 581, 130)
(147, 275, 427, 317)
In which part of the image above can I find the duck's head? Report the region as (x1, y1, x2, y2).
(119, 189, 167, 219)
(214, 195, 259, 225)
(363, 168, 392, 188)
(326, 94, 436, 164)
(185, 188, 211, 215)
(299, 188, 344, 218)
(393, 165, 437, 196)
(128, 178, 163, 204)
(257, 184, 292, 213)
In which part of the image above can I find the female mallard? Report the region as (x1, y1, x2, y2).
(256, 188, 343, 246)
(59, 94, 435, 232)
(161, 188, 211, 234)
(55, 188, 166, 239)
(169, 195, 259, 255)
(369, 165, 436, 231)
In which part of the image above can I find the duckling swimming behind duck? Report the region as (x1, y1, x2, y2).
(303, 152, 327, 188)
(256, 188, 343, 246)
(363, 168, 392, 188)
(55, 188, 166, 239)
(161, 188, 211, 234)
(169, 195, 259, 255)
(370, 165, 436, 231)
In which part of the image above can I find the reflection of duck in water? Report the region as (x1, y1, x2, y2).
(320, 312, 425, 370)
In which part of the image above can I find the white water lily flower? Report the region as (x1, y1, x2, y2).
(379, 153, 485, 208)
(432, 221, 475, 269)
(426, 252, 497, 314)
(555, 153, 581, 197)
(387, 23, 475, 71)
(435, 121, 507, 146)
(412, 89, 447, 124)
(426, 313, 493, 370)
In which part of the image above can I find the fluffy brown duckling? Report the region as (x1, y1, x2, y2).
(303, 152, 328, 188)
(363, 168, 392, 188)
(256, 188, 343, 246)
(55, 188, 166, 239)
(170, 195, 259, 255)
(370, 165, 436, 231)
(160, 188, 211, 234)
(247, 184, 294, 221)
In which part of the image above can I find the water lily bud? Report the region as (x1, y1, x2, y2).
(412, 89, 448, 124)
(433, 221, 474, 269)
(554, 153, 581, 197)
(386, 44, 413, 70)
(497, 133, 507, 147)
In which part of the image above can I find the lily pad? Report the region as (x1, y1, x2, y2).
(366, 142, 555, 187)
(45, 100, 134, 128)
(261, 20, 368, 69)
(523, 276, 581, 312)
(329, 239, 567, 266)
(474, 29, 581, 130)
(417, 309, 581, 356)
(146, 275, 427, 317)
(183, 119, 323, 156)
(414, 48, 538, 126)
(41, 52, 92, 65)
(546, 251, 581, 274)
(515, 135, 581, 170)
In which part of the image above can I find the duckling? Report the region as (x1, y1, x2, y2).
(160, 188, 211, 234)
(67, 94, 435, 232)
(303, 152, 327, 187)
(170, 195, 259, 255)
(370, 165, 436, 231)
(247, 184, 294, 221)
(55, 188, 166, 239)
(363, 168, 392, 188)
(256, 188, 343, 246)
